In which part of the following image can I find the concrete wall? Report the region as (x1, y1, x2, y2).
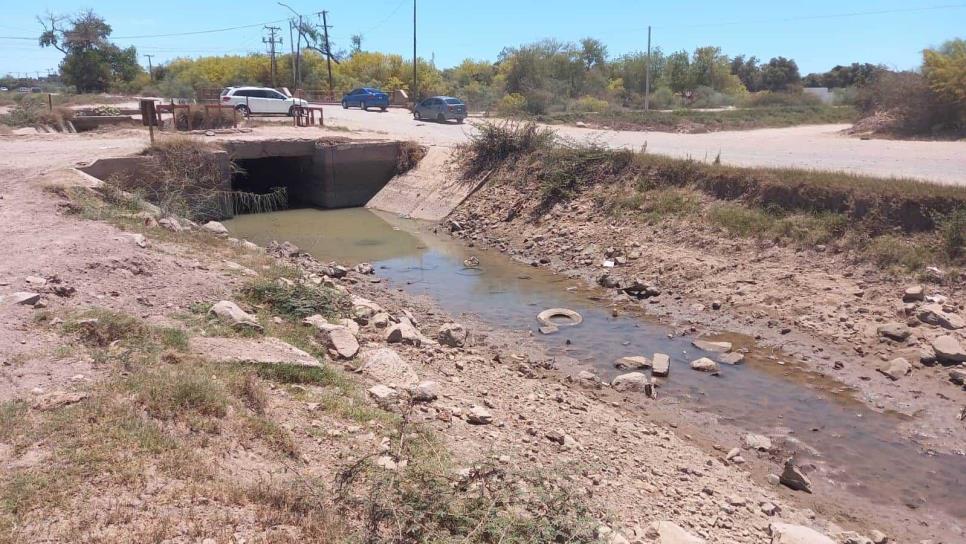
(226, 138, 401, 209)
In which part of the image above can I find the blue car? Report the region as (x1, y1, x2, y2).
(341, 87, 389, 111)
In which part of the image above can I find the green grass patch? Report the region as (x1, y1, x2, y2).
(242, 278, 350, 321)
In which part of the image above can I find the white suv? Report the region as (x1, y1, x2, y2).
(220, 86, 308, 116)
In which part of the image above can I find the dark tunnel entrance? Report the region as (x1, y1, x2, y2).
(233, 156, 316, 208)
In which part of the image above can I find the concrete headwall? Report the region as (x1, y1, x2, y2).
(226, 138, 401, 209)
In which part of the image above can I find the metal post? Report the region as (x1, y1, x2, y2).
(644, 26, 651, 113)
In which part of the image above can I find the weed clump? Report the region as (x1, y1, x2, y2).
(243, 279, 350, 321)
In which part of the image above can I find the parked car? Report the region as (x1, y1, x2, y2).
(220, 86, 308, 116)
(0, 86, 8, 92)
(414, 96, 466, 123)
(341, 88, 389, 111)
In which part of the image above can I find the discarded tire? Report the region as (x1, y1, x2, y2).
(536, 308, 583, 328)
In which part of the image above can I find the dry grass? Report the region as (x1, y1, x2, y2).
(463, 122, 966, 267)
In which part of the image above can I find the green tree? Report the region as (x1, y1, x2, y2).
(38, 10, 142, 92)
(760, 57, 801, 91)
(730, 55, 762, 91)
(666, 50, 692, 94)
(922, 38, 966, 121)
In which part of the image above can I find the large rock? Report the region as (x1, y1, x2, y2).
(877, 323, 911, 341)
(191, 336, 319, 366)
(779, 458, 812, 493)
(768, 523, 835, 544)
(615, 356, 651, 370)
(611, 372, 651, 393)
(877, 357, 911, 380)
(652, 353, 671, 377)
(932, 335, 966, 363)
(692, 339, 732, 353)
(410, 380, 439, 402)
(467, 405, 493, 425)
(743, 433, 772, 451)
(644, 521, 705, 544)
(318, 325, 359, 359)
(902, 284, 925, 302)
(690, 357, 719, 373)
(9, 292, 41, 306)
(202, 221, 229, 235)
(209, 301, 262, 331)
(357, 348, 418, 388)
(437, 322, 467, 347)
(918, 304, 965, 330)
(386, 318, 428, 347)
(718, 352, 745, 365)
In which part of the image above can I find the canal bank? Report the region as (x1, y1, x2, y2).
(226, 206, 965, 542)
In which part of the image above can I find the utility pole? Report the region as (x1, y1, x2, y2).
(287, 20, 296, 88)
(263, 26, 282, 87)
(412, 0, 417, 115)
(295, 14, 303, 90)
(318, 11, 334, 93)
(279, 3, 301, 90)
(145, 54, 154, 81)
(644, 26, 651, 112)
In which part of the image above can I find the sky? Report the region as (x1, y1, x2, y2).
(1, 0, 964, 78)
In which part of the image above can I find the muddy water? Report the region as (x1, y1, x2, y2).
(226, 207, 966, 523)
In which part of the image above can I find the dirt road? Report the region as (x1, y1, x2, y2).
(323, 108, 966, 185)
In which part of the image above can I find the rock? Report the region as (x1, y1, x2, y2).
(622, 278, 661, 298)
(355, 262, 375, 275)
(690, 357, 719, 373)
(652, 353, 670, 377)
(949, 368, 966, 385)
(917, 304, 965, 330)
(437, 322, 468, 347)
(760, 502, 779, 516)
(840, 534, 873, 544)
(9, 292, 41, 306)
(368, 384, 397, 402)
(768, 522, 834, 544)
(209, 301, 262, 331)
(743, 433, 772, 451)
(869, 530, 888, 544)
(598, 273, 621, 289)
(386, 318, 427, 347)
(191, 336, 319, 366)
(779, 458, 812, 493)
(31, 391, 89, 411)
(130, 233, 148, 248)
(337, 318, 360, 335)
(903, 285, 925, 302)
(611, 372, 651, 393)
(574, 370, 601, 389)
(877, 357, 911, 380)
(718, 352, 745, 365)
(410, 381, 438, 402)
(645, 521, 705, 543)
(615, 356, 650, 370)
(369, 312, 392, 329)
(316, 324, 359, 359)
(241, 240, 261, 252)
(932, 335, 966, 363)
(467, 405, 493, 425)
(357, 348, 418, 388)
(269, 240, 301, 257)
(202, 221, 229, 235)
(159, 217, 184, 232)
(877, 323, 911, 341)
(24, 275, 47, 286)
(538, 325, 559, 335)
(766, 473, 781, 486)
(691, 339, 732, 353)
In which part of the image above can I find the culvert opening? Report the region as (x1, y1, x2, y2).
(224, 139, 409, 211)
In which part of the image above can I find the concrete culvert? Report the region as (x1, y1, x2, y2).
(536, 308, 583, 329)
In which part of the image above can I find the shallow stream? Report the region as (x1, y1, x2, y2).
(226, 207, 965, 524)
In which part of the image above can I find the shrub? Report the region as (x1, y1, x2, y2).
(495, 93, 527, 116)
(459, 121, 555, 174)
(572, 96, 609, 112)
(855, 70, 961, 135)
(0, 95, 74, 130)
(741, 91, 820, 108)
(941, 208, 966, 259)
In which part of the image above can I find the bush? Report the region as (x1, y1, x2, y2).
(689, 86, 734, 108)
(459, 121, 555, 174)
(572, 96, 609, 112)
(855, 70, 961, 135)
(941, 208, 966, 259)
(0, 95, 74, 130)
(495, 93, 528, 116)
(649, 86, 678, 109)
(741, 91, 820, 108)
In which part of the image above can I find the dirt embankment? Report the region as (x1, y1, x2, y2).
(0, 132, 903, 542)
(447, 128, 966, 461)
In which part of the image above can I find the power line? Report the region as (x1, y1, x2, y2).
(652, 3, 966, 29)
